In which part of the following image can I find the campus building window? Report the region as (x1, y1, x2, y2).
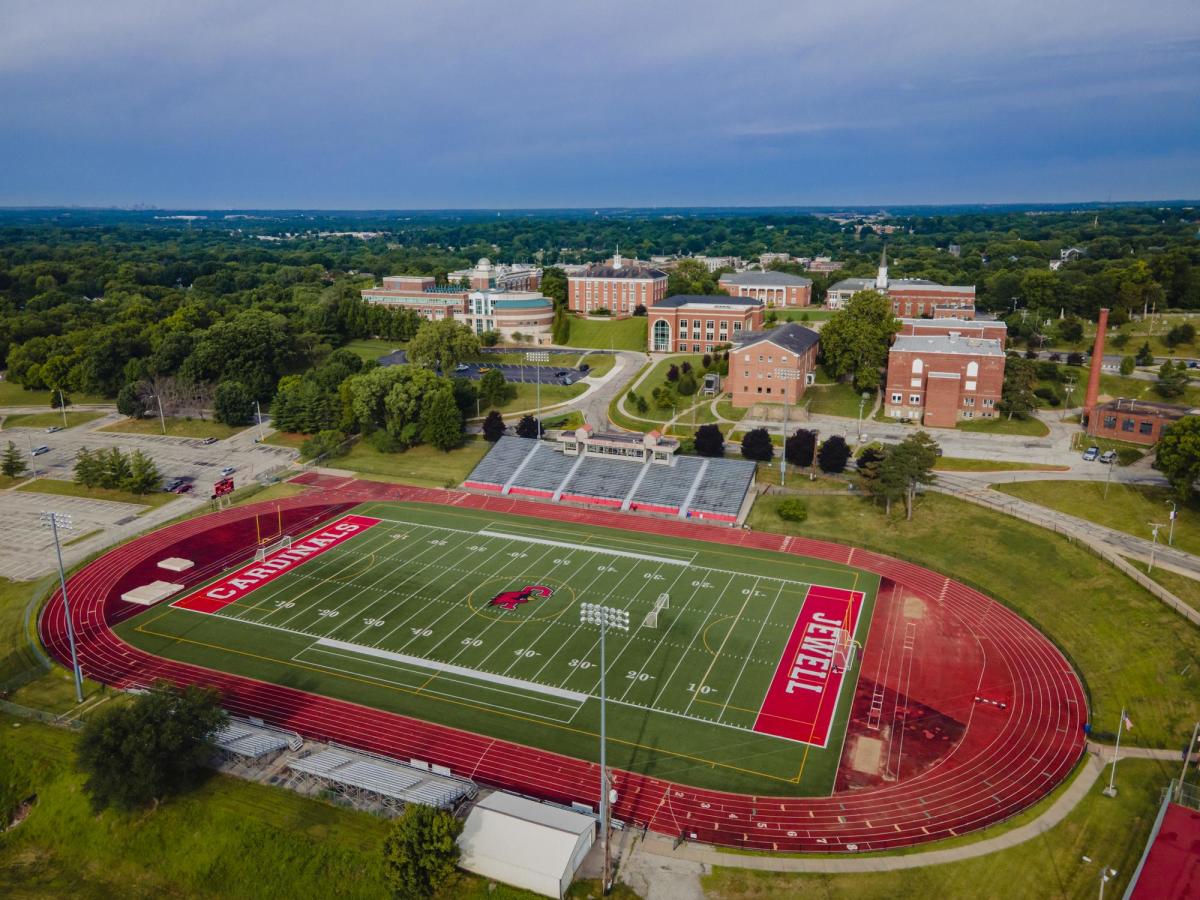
(1140, 421, 1154, 435)
(1122, 419, 1135, 432)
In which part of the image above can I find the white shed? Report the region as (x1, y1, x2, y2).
(457, 792, 595, 898)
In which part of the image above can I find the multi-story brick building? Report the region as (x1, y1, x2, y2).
(648, 296, 764, 353)
(884, 333, 1005, 427)
(567, 253, 668, 317)
(726, 322, 821, 408)
(448, 258, 542, 292)
(362, 278, 553, 343)
(360, 277, 467, 320)
(827, 249, 975, 317)
(718, 271, 813, 307)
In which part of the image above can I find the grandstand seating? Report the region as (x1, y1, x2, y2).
(465, 436, 756, 524)
(287, 747, 473, 811)
(213, 720, 294, 759)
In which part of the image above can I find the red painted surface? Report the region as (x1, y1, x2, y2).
(172, 514, 381, 614)
(560, 493, 623, 507)
(39, 480, 1087, 853)
(462, 480, 501, 491)
(508, 487, 553, 498)
(753, 586, 863, 746)
(1130, 803, 1200, 899)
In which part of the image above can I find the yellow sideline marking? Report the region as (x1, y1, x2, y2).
(132, 620, 801, 785)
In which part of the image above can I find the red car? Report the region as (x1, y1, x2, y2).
(172, 483, 194, 494)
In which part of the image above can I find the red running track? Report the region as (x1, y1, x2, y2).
(39, 482, 1087, 852)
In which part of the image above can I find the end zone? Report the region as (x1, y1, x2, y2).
(752, 585, 865, 747)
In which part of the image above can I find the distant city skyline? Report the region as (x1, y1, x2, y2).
(2, 0, 1198, 208)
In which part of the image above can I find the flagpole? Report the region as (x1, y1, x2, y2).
(1103, 707, 1124, 797)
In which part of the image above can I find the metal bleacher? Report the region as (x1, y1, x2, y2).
(465, 436, 757, 524)
(213, 718, 299, 760)
(286, 747, 475, 814)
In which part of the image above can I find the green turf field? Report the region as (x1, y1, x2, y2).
(116, 502, 878, 795)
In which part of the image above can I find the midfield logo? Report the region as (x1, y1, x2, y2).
(489, 584, 553, 611)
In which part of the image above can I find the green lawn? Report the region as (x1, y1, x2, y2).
(480, 381, 587, 417)
(957, 415, 1051, 437)
(767, 308, 834, 323)
(16, 479, 177, 510)
(996, 479, 1199, 556)
(748, 491, 1200, 748)
(0, 381, 110, 407)
(1, 411, 103, 430)
(100, 416, 247, 440)
(1097, 371, 1200, 406)
(340, 338, 404, 362)
(805, 382, 870, 418)
(563, 316, 647, 351)
(703, 757, 1173, 900)
(616, 355, 716, 427)
(264, 430, 308, 449)
(117, 501, 879, 795)
(934, 457, 1070, 473)
(337, 440, 489, 488)
(1123, 558, 1200, 612)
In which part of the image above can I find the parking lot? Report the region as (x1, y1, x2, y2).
(378, 350, 603, 385)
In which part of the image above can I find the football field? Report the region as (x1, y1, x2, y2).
(119, 501, 879, 794)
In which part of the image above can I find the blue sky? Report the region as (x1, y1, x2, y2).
(2, 0, 1198, 207)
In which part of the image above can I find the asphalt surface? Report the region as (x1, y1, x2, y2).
(378, 348, 603, 385)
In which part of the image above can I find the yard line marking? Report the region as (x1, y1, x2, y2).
(614, 564, 705, 704)
(313, 638, 589, 702)
(685, 578, 756, 716)
(476, 530, 692, 566)
(604, 562, 694, 700)
(649, 571, 739, 708)
(718, 580, 786, 723)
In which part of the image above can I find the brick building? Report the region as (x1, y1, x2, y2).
(827, 248, 975, 317)
(360, 277, 467, 320)
(362, 277, 554, 342)
(726, 322, 821, 408)
(447, 258, 542, 292)
(567, 252, 668, 317)
(885, 333, 1005, 427)
(648, 296, 764, 353)
(1087, 398, 1196, 446)
(718, 271, 813, 307)
(897, 317, 1007, 343)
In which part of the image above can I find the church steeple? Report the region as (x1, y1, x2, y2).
(613, 244, 623, 270)
(875, 245, 889, 290)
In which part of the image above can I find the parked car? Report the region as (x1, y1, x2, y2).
(578, 363, 590, 373)
(220, 466, 236, 476)
(1082, 446, 1100, 461)
(1188, 361, 1199, 369)
(173, 483, 194, 494)
(163, 479, 183, 492)
(454, 363, 470, 373)
(554, 370, 569, 378)
(201, 437, 218, 445)
(1100, 449, 1117, 464)
(44, 425, 63, 434)
(31, 445, 50, 456)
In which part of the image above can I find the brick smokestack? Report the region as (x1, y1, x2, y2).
(1083, 307, 1108, 420)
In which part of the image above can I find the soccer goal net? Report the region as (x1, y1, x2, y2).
(832, 629, 859, 675)
(643, 593, 670, 629)
(254, 535, 292, 562)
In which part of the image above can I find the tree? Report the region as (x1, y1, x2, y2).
(122, 450, 162, 494)
(666, 364, 680, 383)
(740, 427, 774, 462)
(420, 389, 464, 451)
(777, 498, 808, 522)
(817, 435, 851, 473)
(784, 428, 817, 468)
(693, 424, 725, 457)
(1119, 356, 1135, 376)
(116, 382, 145, 418)
(214, 380, 255, 426)
(407, 318, 481, 373)
(481, 410, 506, 442)
(540, 266, 568, 307)
(881, 431, 941, 519)
(76, 682, 227, 811)
(667, 258, 719, 296)
(1136, 342, 1155, 366)
(73, 447, 103, 488)
(1166, 323, 1196, 348)
(381, 803, 463, 899)
(677, 371, 698, 396)
(300, 430, 348, 461)
(478, 368, 512, 409)
(856, 444, 887, 493)
(1, 441, 28, 479)
(818, 290, 899, 392)
(50, 389, 71, 409)
(552, 306, 570, 344)
(999, 357, 1039, 419)
(1155, 359, 1188, 399)
(1155, 415, 1200, 501)
(515, 415, 542, 439)
(633, 304, 647, 317)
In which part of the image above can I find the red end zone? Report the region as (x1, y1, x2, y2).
(172, 514, 381, 614)
(753, 585, 865, 747)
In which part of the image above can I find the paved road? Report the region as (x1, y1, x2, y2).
(379, 349, 611, 386)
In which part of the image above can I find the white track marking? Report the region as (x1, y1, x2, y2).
(719, 580, 785, 723)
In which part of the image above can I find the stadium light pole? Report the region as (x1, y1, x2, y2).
(40, 511, 83, 704)
(579, 602, 630, 895)
(527, 350, 550, 431)
(774, 368, 801, 486)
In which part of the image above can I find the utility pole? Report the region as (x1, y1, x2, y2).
(25, 432, 39, 479)
(579, 603, 629, 895)
(774, 368, 801, 485)
(151, 393, 166, 435)
(40, 511, 83, 703)
(57, 388, 68, 428)
(1148, 523, 1164, 572)
(1104, 451, 1114, 499)
(1166, 500, 1177, 547)
(857, 391, 870, 442)
(255, 400, 265, 442)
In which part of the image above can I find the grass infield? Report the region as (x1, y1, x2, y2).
(116, 501, 879, 795)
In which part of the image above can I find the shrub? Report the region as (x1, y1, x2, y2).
(777, 498, 808, 522)
(740, 427, 774, 462)
(1034, 386, 1062, 406)
(817, 435, 851, 473)
(632, 304, 647, 316)
(382, 804, 463, 899)
(693, 423, 725, 458)
(481, 410, 506, 442)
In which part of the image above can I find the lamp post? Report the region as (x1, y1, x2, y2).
(774, 368, 802, 486)
(40, 511, 83, 703)
(25, 432, 40, 479)
(527, 350, 550, 431)
(148, 393, 166, 435)
(1166, 500, 1177, 547)
(57, 388, 68, 429)
(255, 400, 265, 443)
(1148, 522, 1164, 573)
(857, 391, 870, 442)
(579, 602, 630, 895)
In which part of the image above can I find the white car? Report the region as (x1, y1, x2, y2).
(220, 466, 236, 477)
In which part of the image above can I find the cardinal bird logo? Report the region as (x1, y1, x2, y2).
(489, 584, 553, 611)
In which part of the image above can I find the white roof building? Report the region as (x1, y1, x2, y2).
(457, 792, 595, 899)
